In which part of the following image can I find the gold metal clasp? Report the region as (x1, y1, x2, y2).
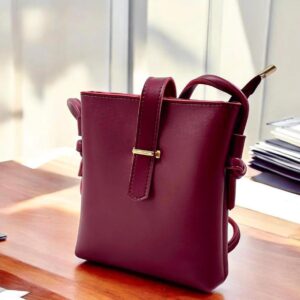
(132, 148, 161, 159)
(258, 65, 277, 79)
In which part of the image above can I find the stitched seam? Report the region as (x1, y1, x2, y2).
(128, 155, 139, 199)
(83, 96, 137, 103)
(136, 80, 148, 152)
(142, 81, 165, 198)
(82, 95, 239, 109)
(153, 82, 166, 149)
(128, 82, 149, 199)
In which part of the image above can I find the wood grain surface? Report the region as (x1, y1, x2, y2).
(0, 159, 299, 300)
(0, 270, 66, 300)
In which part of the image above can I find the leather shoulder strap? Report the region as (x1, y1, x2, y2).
(179, 74, 249, 134)
(228, 217, 240, 252)
(128, 77, 176, 201)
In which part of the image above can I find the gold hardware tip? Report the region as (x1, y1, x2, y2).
(258, 65, 277, 78)
(155, 150, 161, 159)
(132, 148, 161, 159)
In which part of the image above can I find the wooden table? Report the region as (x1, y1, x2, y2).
(0, 158, 299, 299)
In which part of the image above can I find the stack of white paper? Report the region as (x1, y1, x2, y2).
(0, 287, 29, 300)
(271, 124, 300, 147)
(249, 117, 300, 194)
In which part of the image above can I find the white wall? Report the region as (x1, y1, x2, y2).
(261, 0, 300, 139)
(132, 0, 210, 98)
(0, 0, 20, 160)
(1, 0, 300, 162)
(1, 0, 111, 162)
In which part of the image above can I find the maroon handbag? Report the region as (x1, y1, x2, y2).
(68, 66, 276, 292)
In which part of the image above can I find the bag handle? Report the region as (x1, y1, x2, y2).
(179, 65, 277, 134)
(179, 74, 249, 134)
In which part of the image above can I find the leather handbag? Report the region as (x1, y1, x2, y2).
(67, 65, 276, 292)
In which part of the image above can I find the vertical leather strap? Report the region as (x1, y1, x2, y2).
(128, 77, 176, 200)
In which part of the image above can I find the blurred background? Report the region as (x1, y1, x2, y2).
(1, 0, 299, 163)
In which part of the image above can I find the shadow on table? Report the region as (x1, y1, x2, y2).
(74, 261, 225, 299)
